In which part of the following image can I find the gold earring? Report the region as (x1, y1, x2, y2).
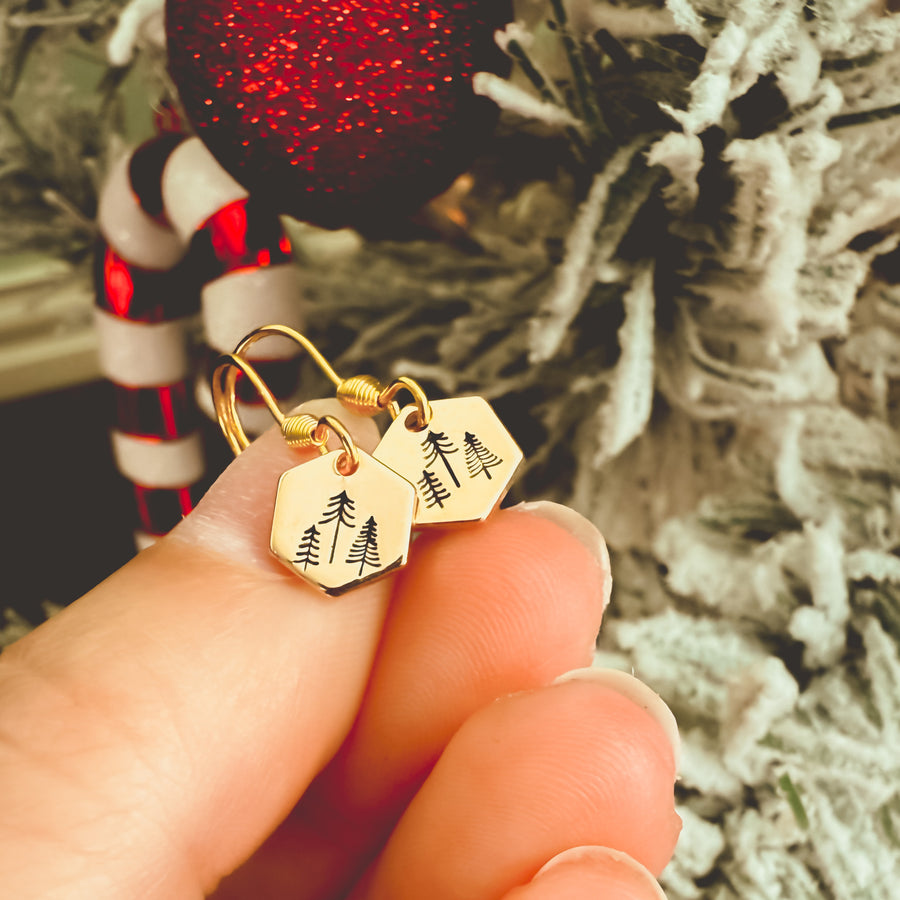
(229, 325, 523, 527)
(212, 351, 416, 596)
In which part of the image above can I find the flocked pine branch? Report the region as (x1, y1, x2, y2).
(0, 0, 165, 259)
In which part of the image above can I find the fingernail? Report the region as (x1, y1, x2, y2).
(533, 846, 666, 900)
(554, 667, 680, 770)
(533, 846, 666, 898)
(514, 501, 612, 610)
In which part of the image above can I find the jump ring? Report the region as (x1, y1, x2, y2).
(378, 376, 432, 429)
(316, 415, 360, 475)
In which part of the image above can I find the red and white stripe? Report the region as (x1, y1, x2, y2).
(95, 135, 304, 547)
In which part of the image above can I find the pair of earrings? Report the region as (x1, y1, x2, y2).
(212, 325, 523, 596)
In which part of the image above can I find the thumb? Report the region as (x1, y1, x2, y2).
(0, 401, 389, 899)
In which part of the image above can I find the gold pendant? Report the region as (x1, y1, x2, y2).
(213, 329, 525, 594)
(270, 448, 416, 596)
(373, 396, 523, 526)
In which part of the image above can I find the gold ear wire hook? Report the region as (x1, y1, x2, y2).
(230, 324, 432, 429)
(233, 324, 343, 388)
(212, 353, 361, 474)
(232, 325, 389, 417)
(212, 353, 286, 455)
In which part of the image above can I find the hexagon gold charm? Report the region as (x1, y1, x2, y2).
(373, 396, 523, 526)
(270, 449, 416, 596)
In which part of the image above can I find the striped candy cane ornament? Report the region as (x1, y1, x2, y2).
(95, 134, 304, 548)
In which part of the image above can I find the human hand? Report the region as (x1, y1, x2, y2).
(0, 400, 680, 899)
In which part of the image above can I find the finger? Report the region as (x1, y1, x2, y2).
(499, 847, 667, 900)
(215, 502, 611, 899)
(0, 401, 393, 900)
(355, 675, 681, 900)
(326, 501, 612, 811)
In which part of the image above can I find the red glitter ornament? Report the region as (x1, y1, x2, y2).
(166, 0, 511, 228)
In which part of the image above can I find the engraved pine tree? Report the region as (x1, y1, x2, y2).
(346, 516, 381, 576)
(421, 431, 460, 487)
(463, 432, 504, 480)
(293, 524, 321, 570)
(417, 469, 451, 508)
(318, 490, 356, 563)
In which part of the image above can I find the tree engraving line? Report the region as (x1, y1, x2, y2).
(417, 469, 451, 509)
(417, 429, 504, 505)
(318, 490, 356, 563)
(293, 524, 321, 570)
(346, 516, 381, 575)
(421, 431, 460, 486)
(463, 431, 503, 480)
(292, 492, 382, 575)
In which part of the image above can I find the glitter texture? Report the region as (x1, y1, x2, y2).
(166, 0, 510, 227)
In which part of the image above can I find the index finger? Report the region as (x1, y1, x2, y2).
(0, 400, 392, 899)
